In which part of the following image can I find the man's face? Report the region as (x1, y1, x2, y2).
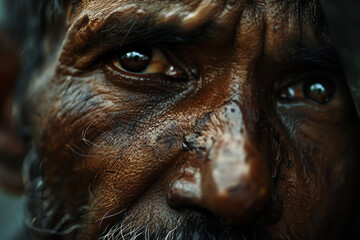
(23, 0, 359, 239)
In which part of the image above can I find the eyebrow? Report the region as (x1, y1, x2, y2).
(71, 12, 216, 56)
(292, 46, 341, 69)
(102, 14, 216, 45)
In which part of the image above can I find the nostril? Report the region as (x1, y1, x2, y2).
(166, 167, 202, 208)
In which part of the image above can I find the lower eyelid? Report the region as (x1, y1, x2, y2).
(103, 64, 189, 91)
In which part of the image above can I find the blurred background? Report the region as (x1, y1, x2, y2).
(0, 1, 24, 239)
(0, 192, 24, 239)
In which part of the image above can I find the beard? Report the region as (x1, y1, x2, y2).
(98, 210, 277, 240)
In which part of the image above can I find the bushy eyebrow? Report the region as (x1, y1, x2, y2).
(68, 12, 216, 50)
(292, 46, 341, 69)
(95, 14, 216, 47)
(64, 12, 216, 67)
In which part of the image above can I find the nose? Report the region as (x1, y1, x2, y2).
(167, 101, 272, 225)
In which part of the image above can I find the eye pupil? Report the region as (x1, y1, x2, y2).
(303, 78, 336, 104)
(118, 47, 152, 73)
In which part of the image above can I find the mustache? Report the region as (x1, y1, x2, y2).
(98, 211, 277, 240)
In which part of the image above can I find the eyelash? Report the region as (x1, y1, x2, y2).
(103, 63, 190, 95)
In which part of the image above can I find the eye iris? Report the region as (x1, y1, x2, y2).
(303, 78, 336, 104)
(118, 48, 152, 73)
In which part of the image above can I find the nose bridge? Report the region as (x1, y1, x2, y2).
(202, 100, 271, 224)
(205, 101, 253, 195)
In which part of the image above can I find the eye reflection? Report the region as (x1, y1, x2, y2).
(278, 73, 337, 105)
(112, 46, 182, 76)
(118, 47, 152, 73)
(303, 79, 336, 104)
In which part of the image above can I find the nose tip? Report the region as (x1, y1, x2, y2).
(202, 149, 272, 224)
(167, 150, 271, 225)
(167, 102, 272, 225)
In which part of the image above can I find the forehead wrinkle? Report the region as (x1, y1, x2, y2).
(68, 0, 311, 30)
(68, 0, 259, 40)
(162, 0, 223, 31)
(66, 0, 223, 46)
(69, 0, 225, 31)
(63, 0, 321, 65)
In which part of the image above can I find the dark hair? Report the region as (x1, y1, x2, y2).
(1, 0, 69, 142)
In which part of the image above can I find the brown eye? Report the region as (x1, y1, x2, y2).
(278, 72, 338, 105)
(303, 78, 336, 104)
(112, 46, 182, 77)
(117, 47, 152, 73)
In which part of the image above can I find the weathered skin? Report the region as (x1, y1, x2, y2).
(15, 0, 360, 239)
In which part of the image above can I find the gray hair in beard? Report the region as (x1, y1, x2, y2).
(98, 211, 277, 240)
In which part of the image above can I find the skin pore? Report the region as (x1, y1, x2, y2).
(17, 0, 360, 239)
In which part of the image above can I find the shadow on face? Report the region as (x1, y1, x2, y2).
(1, 0, 360, 240)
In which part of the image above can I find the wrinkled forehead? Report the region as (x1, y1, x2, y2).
(71, 0, 228, 19)
(65, 0, 329, 50)
(68, 0, 318, 32)
(70, 0, 235, 30)
(62, 0, 330, 69)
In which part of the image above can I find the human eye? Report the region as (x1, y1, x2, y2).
(104, 45, 193, 91)
(272, 66, 355, 125)
(108, 45, 186, 78)
(112, 46, 168, 74)
(278, 71, 337, 105)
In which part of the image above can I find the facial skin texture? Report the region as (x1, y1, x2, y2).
(19, 0, 359, 239)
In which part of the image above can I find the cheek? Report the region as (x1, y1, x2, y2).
(294, 120, 359, 188)
(273, 113, 360, 233)
(30, 66, 192, 229)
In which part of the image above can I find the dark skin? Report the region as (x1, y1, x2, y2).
(0, 0, 359, 239)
